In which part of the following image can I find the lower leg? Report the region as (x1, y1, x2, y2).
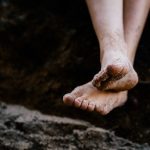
(63, 0, 129, 115)
(92, 0, 149, 91)
(86, 0, 124, 43)
(86, 0, 126, 61)
(86, 0, 134, 90)
(63, 0, 149, 115)
(124, 0, 150, 63)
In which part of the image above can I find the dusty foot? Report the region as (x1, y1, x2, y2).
(92, 36, 138, 91)
(63, 82, 127, 115)
(93, 64, 138, 91)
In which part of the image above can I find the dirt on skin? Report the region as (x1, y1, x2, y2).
(0, 0, 149, 146)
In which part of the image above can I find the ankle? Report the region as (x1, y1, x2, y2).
(99, 43, 128, 65)
(99, 32, 127, 55)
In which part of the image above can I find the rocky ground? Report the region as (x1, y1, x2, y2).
(0, 0, 150, 149)
(0, 102, 150, 150)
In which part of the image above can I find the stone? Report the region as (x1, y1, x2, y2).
(0, 102, 149, 150)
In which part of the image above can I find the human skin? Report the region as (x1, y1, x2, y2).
(63, 0, 149, 115)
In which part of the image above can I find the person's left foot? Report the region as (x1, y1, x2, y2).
(63, 82, 127, 115)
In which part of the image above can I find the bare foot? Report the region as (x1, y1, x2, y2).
(63, 82, 127, 115)
(92, 35, 138, 91)
(93, 64, 138, 91)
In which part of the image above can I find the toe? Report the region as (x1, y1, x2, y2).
(63, 94, 74, 106)
(80, 100, 88, 110)
(87, 102, 95, 112)
(101, 104, 110, 115)
(95, 104, 109, 115)
(74, 97, 85, 108)
(95, 104, 102, 114)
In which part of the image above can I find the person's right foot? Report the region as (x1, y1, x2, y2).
(92, 34, 138, 91)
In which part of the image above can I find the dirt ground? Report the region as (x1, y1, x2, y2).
(1, 102, 149, 149)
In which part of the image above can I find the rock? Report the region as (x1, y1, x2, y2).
(0, 102, 149, 150)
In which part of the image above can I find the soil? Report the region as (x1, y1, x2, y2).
(1, 102, 149, 149)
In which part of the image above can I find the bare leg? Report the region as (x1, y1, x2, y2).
(124, 0, 150, 63)
(98, 0, 150, 91)
(86, 0, 135, 91)
(63, 0, 149, 115)
(64, 0, 129, 115)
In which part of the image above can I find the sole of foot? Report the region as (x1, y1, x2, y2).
(63, 82, 127, 115)
(92, 64, 138, 91)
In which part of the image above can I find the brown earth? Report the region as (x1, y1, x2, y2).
(1, 102, 149, 149)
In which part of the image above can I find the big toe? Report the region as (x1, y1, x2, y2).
(63, 93, 74, 106)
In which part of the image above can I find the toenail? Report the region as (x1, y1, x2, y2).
(76, 98, 82, 103)
(83, 99, 88, 103)
(74, 99, 82, 108)
(80, 100, 88, 110)
(89, 103, 94, 107)
(63, 94, 75, 106)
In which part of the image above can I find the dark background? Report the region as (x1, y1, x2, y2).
(0, 0, 150, 144)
